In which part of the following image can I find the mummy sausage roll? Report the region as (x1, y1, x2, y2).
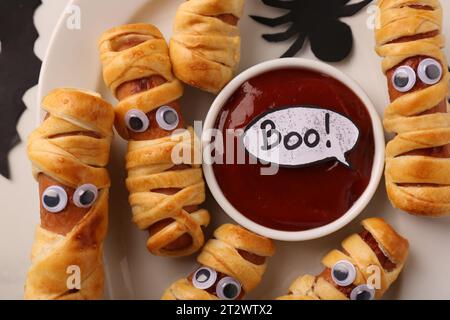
(162, 224, 276, 300)
(25, 89, 115, 300)
(375, 0, 450, 216)
(99, 24, 210, 257)
(170, 0, 245, 94)
(277, 218, 409, 300)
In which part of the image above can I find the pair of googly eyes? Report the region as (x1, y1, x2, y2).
(42, 184, 98, 213)
(192, 267, 242, 300)
(392, 58, 443, 93)
(125, 106, 179, 133)
(331, 260, 375, 301)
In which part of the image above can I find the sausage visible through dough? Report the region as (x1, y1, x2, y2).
(216, 14, 239, 26)
(385, 25, 450, 160)
(114, 35, 198, 251)
(39, 174, 89, 236)
(311, 231, 397, 298)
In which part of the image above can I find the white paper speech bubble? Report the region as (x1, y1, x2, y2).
(243, 106, 360, 168)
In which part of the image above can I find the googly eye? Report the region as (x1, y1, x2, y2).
(192, 267, 218, 290)
(392, 65, 416, 92)
(350, 284, 375, 301)
(73, 184, 98, 208)
(418, 58, 442, 85)
(125, 109, 149, 133)
(42, 186, 68, 213)
(216, 277, 242, 300)
(331, 260, 357, 287)
(156, 106, 179, 131)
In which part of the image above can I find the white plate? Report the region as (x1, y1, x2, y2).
(35, 0, 450, 300)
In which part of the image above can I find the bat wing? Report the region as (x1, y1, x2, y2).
(0, 0, 42, 179)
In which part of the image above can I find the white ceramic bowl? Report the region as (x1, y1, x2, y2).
(202, 58, 385, 242)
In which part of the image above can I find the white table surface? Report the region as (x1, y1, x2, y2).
(0, 0, 68, 300)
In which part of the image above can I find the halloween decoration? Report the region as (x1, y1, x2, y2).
(25, 88, 115, 300)
(99, 24, 211, 257)
(251, 0, 373, 62)
(278, 218, 409, 300)
(212, 67, 375, 232)
(170, 0, 245, 94)
(162, 224, 275, 300)
(243, 106, 360, 169)
(376, 0, 450, 217)
(0, 0, 42, 179)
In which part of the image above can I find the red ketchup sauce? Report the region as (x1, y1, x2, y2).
(213, 68, 375, 231)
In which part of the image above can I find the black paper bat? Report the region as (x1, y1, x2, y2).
(251, 0, 373, 62)
(0, 0, 42, 179)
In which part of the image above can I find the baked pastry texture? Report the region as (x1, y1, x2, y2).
(162, 224, 276, 300)
(170, 0, 245, 94)
(99, 24, 210, 257)
(277, 218, 409, 300)
(26, 88, 115, 300)
(376, 0, 450, 216)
